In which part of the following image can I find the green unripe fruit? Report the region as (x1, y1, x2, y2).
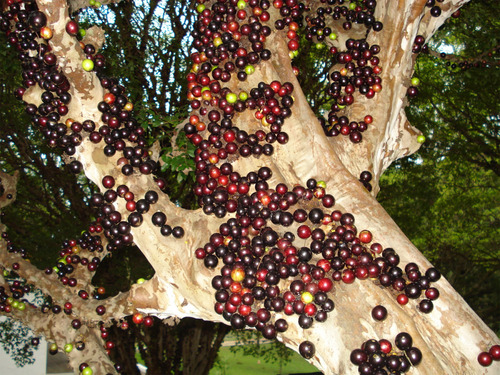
(417, 135, 426, 143)
(82, 59, 94, 72)
(213, 37, 222, 47)
(82, 366, 93, 375)
(196, 4, 205, 13)
(237, 0, 246, 9)
(64, 343, 73, 353)
(244, 65, 255, 75)
(411, 77, 420, 86)
(17, 302, 26, 311)
(317, 180, 326, 189)
(226, 93, 238, 104)
(239, 91, 248, 101)
(136, 278, 145, 284)
(329, 33, 337, 40)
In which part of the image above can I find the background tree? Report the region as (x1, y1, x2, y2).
(0, 0, 499, 375)
(377, 0, 499, 334)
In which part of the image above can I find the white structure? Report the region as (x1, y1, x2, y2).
(0, 332, 72, 374)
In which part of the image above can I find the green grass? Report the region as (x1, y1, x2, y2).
(210, 344, 320, 375)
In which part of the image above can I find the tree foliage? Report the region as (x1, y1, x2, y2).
(378, 0, 500, 333)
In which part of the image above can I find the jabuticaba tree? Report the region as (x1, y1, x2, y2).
(0, 0, 499, 374)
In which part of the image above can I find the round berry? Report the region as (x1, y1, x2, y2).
(478, 352, 493, 367)
(299, 341, 315, 359)
(371, 305, 387, 321)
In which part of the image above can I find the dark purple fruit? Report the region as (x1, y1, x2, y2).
(406, 347, 422, 365)
(371, 305, 387, 321)
(299, 341, 315, 359)
(395, 332, 412, 350)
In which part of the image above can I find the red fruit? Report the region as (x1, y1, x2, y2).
(379, 339, 392, 354)
(273, 0, 283, 8)
(270, 81, 281, 93)
(237, 9, 246, 19)
(304, 303, 317, 316)
(209, 167, 221, 179)
(126, 201, 136, 212)
(318, 278, 333, 292)
(229, 282, 242, 294)
(288, 39, 299, 51)
(66, 21, 79, 35)
(317, 259, 331, 273)
(297, 225, 312, 239)
(124, 191, 134, 201)
(238, 304, 251, 316)
(489, 345, 500, 360)
(132, 313, 144, 324)
(256, 269, 268, 282)
(397, 294, 409, 305)
(223, 130, 235, 142)
(302, 274, 312, 284)
(237, 184, 249, 194)
(425, 287, 440, 300)
(79, 290, 89, 299)
(225, 302, 237, 314)
(478, 352, 493, 367)
(189, 114, 199, 124)
(227, 183, 238, 195)
(195, 248, 206, 259)
(103, 93, 115, 104)
(359, 230, 372, 243)
(143, 316, 154, 327)
(196, 121, 206, 131)
(105, 341, 115, 350)
(355, 266, 369, 280)
(208, 154, 219, 164)
(342, 269, 355, 284)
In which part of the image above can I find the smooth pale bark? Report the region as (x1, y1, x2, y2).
(0, 0, 498, 374)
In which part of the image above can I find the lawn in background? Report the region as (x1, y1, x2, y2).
(210, 343, 321, 375)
